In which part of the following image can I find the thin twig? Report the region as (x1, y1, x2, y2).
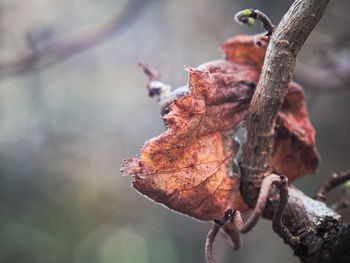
(234, 9, 274, 36)
(239, 174, 281, 233)
(139, 61, 190, 115)
(205, 224, 221, 263)
(316, 169, 350, 202)
(138, 61, 163, 97)
(334, 30, 350, 49)
(222, 220, 241, 250)
(206, 209, 236, 263)
(330, 186, 350, 212)
(236, 174, 290, 236)
(205, 175, 291, 262)
(272, 175, 293, 242)
(139, 61, 160, 82)
(294, 59, 350, 93)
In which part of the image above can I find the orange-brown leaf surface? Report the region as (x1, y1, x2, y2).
(122, 35, 318, 221)
(273, 83, 319, 181)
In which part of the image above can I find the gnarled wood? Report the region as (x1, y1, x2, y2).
(239, 0, 350, 262)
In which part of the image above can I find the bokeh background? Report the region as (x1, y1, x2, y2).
(0, 0, 349, 262)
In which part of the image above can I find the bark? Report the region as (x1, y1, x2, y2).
(240, 0, 350, 262)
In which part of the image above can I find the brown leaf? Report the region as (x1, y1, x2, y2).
(222, 35, 267, 68)
(122, 35, 318, 221)
(123, 61, 258, 220)
(222, 35, 319, 180)
(273, 83, 319, 181)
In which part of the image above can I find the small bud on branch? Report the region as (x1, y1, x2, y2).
(234, 9, 274, 36)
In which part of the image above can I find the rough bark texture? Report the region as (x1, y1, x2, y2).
(239, 0, 350, 262)
(241, 0, 330, 204)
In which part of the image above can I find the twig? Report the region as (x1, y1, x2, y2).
(205, 175, 291, 262)
(206, 209, 236, 263)
(213, 209, 236, 226)
(294, 59, 350, 92)
(237, 174, 291, 237)
(330, 186, 350, 212)
(234, 9, 274, 36)
(293, 24, 350, 93)
(205, 224, 221, 263)
(138, 61, 160, 82)
(316, 169, 350, 202)
(334, 30, 350, 49)
(138, 61, 189, 115)
(0, 0, 151, 79)
(271, 175, 293, 242)
(138, 61, 163, 97)
(240, 174, 282, 233)
(222, 221, 241, 250)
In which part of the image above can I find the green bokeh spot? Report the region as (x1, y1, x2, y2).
(241, 9, 252, 16)
(345, 180, 350, 187)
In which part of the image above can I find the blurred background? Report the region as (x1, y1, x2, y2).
(0, 0, 349, 262)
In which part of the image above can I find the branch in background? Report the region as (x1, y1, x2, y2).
(294, 27, 350, 93)
(334, 30, 350, 49)
(330, 186, 350, 212)
(0, 0, 151, 79)
(316, 169, 350, 202)
(294, 56, 350, 92)
(294, 52, 350, 112)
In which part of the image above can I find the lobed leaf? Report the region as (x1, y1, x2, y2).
(122, 35, 318, 221)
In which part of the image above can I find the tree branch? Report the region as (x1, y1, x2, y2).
(237, 0, 350, 262)
(294, 60, 350, 92)
(316, 170, 350, 202)
(0, 0, 150, 79)
(241, 0, 330, 205)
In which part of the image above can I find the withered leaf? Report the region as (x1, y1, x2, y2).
(122, 35, 318, 221)
(222, 35, 267, 68)
(223, 35, 318, 180)
(273, 83, 319, 181)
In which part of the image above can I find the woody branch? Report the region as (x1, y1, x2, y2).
(238, 0, 350, 262)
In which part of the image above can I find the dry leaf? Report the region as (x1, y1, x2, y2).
(122, 35, 318, 221)
(273, 83, 319, 181)
(222, 35, 318, 179)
